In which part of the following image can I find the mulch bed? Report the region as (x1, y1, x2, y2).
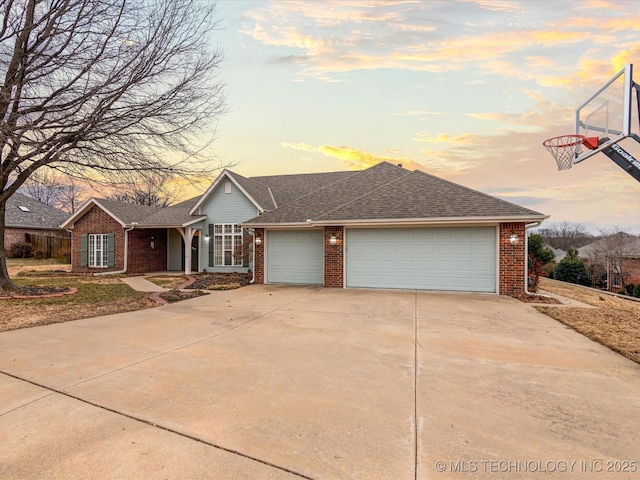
(186, 272, 252, 290)
(0, 285, 76, 299)
(158, 289, 208, 303)
(154, 273, 251, 304)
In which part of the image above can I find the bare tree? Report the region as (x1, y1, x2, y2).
(107, 171, 182, 207)
(19, 168, 87, 212)
(0, 0, 226, 290)
(57, 177, 85, 213)
(18, 169, 65, 206)
(586, 227, 640, 291)
(542, 221, 592, 250)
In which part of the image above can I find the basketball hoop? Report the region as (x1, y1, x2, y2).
(542, 135, 586, 170)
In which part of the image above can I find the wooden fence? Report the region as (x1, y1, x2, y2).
(24, 233, 71, 262)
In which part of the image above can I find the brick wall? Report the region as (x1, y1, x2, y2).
(623, 258, 640, 288)
(253, 228, 264, 284)
(127, 228, 167, 274)
(71, 205, 167, 273)
(608, 258, 640, 292)
(324, 226, 343, 288)
(499, 222, 526, 296)
(72, 206, 125, 273)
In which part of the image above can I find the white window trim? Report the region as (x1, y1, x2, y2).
(89, 233, 109, 268)
(214, 223, 243, 266)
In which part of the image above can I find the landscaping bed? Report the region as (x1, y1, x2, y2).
(186, 272, 252, 290)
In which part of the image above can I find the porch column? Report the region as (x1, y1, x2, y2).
(177, 227, 197, 275)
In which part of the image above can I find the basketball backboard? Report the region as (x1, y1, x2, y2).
(574, 64, 635, 164)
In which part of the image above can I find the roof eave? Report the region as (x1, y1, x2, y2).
(60, 198, 126, 229)
(243, 215, 549, 228)
(5, 224, 67, 230)
(241, 221, 319, 228)
(124, 216, 207, 229)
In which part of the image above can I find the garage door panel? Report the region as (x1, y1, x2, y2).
(346, 227, 496, 292)
(474, 244, 494, 255)
(267, 230, 323, 285)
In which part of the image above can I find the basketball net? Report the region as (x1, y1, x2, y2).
(542, 135, 586, 170)
(543, 135, 601, 170)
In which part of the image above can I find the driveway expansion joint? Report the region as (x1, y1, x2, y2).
(0, 369, 317, 480)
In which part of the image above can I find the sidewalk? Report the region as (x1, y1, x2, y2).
(119, 276, 167, 292)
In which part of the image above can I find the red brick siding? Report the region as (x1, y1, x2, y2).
(499, 222, 526, 296)
(71, 205, 167, 273)
(324, 226, 344, 288)
(71, 206, 124, 273)
(608, 258, 640, 292)
(126, 228, 167, 274)
(623, 258, 640, 288)
(253, 228, 264, 284)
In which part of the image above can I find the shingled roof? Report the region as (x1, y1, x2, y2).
(243, 162, 546, 225)
(61, 162, 547, 229)
(6, 192, 69, 229)
(193, 169, 357, 214)
(91, 198, 163, 225)
(61, 196, 206, 229)
(249, 170, 357, 208)
(138, 197, 203, 226)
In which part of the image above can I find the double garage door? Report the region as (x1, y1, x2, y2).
(346, 227, 496, 292)
(266, 227, 496, 292)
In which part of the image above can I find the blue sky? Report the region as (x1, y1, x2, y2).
(201, 0, 640, 233)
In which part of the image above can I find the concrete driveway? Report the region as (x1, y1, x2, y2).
(1, 286, 639, 479)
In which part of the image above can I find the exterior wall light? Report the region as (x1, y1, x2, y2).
(509, 232, 519, 246)
(255, 236, 262, 246)
(329, 235, 337, 245)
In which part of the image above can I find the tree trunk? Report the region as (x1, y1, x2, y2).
(0, 199, 19, 291)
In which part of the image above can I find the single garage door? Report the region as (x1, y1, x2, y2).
(266, 230, 324, 285)
(346, 227, 496, 292)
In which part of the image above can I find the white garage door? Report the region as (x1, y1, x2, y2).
(346, 227, 496, 292)
(266, 230, 324, 285)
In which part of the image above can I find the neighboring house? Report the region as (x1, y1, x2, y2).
(4, 192, 71, 257)
(61, 162, 548, 296)
(578, 235, 640, 291)
(552, 248, 566, 262)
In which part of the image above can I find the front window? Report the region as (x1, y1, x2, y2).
(612, 273, 621, 288)
(89, 234, 109, 267)
(214, 224, 243, 266)
(612, 261, 621, 288)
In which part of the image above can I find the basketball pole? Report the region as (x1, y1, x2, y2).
(599, 134, 640, 182)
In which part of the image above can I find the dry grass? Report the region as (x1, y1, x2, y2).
(146, 275, 189, 289)
(6, 258, 71, 276)
(1, 272, 156, 332)
(537, 277, 640, 364)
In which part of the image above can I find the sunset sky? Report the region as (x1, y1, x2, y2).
(205, 0, 640, 233)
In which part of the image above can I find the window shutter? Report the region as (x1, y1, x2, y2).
(208, 224, 214, 267)
(242, 229, 248, 268)
(80, 234, 88, 267)
(107, 233, 115, 267)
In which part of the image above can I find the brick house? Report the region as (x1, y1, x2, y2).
(579, 234, 640, 292)
(5, 192, 70, 257)
(61, 162, 548, 296)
